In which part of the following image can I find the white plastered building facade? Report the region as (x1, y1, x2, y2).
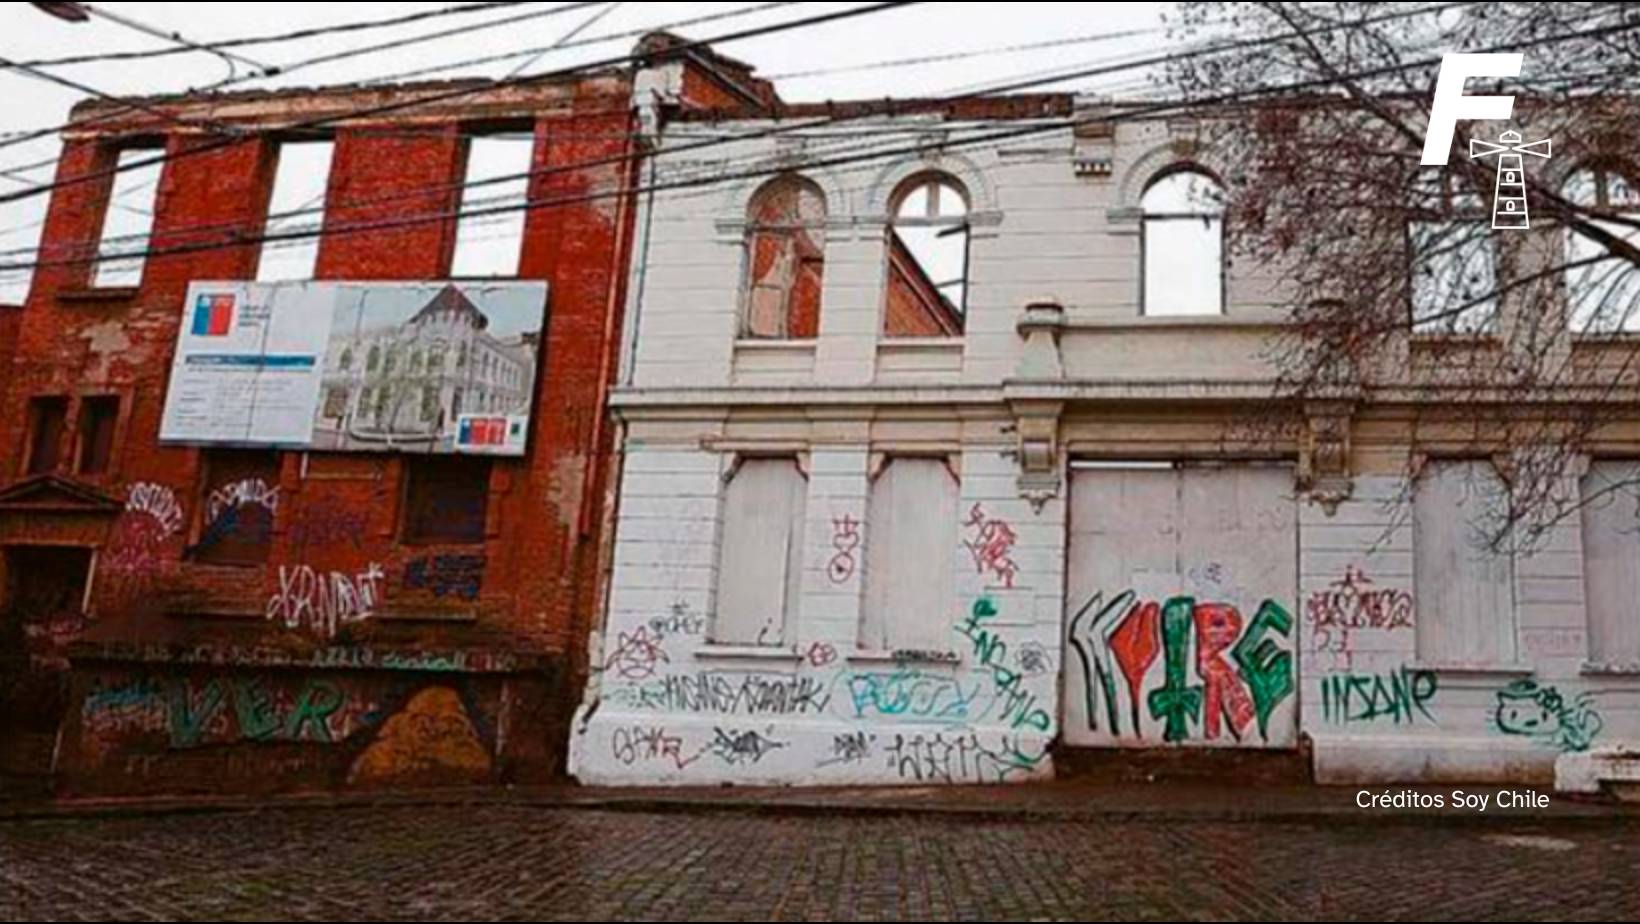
(569, 95, 1640, 790)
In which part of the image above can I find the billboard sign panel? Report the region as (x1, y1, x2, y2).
(160, 281, 548, 456)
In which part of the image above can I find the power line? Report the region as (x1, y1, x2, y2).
(9, 2, 545, 70)
(72, 2, 276, 80)
(0, 1, 921, 208)
(0, 1, 614, 160)
(10, 10, 1628, 277)
(0, 0, 1475, 259)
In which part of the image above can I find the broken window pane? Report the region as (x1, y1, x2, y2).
(742, 175, 826, 340)
(885, 174, 968, 337)
(1141, 170, 1225, 316)
(258, 140, 335, 282)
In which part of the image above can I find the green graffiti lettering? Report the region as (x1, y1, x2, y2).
(1146, 597, 1202, 743)
(1231, 600, 1295, 740)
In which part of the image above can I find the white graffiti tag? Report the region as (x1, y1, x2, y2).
(267, 564, 385, 639)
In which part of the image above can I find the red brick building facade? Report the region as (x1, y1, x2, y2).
(0, 39, 771, 796)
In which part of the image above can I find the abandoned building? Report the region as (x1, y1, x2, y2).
(568, 60, 1640, 789)
(4, 31, 1639, 799)
(0, 36, 774, 796)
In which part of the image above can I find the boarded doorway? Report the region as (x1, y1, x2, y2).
(1063, 462, 1299, 749)
(0, 546, 92, 789)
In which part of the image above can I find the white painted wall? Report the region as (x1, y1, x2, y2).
(571, 102, 1640, 788)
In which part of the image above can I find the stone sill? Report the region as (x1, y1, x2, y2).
(1408, 661, 1534, 680)
(692, 644, 804, 665)
(1582, 662, 1640, 678)
(56, 286, 139, 305)
(847, 649, 962, 668)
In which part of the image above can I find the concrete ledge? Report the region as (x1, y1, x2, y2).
(1312, 734, 1556, 785)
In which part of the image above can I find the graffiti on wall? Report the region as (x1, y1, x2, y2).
(611, 726, 698, 770)
(955, 597, 1053, 733)
(347, 687, 492, 786)
(828, 514, 862, 584)
(847, 670, 984, 724)
(607, 672, 833, 717)
(81, 674, 376, 750)
(266, 563, 385, 639)
(1306, 567, 1413, 669)
(649, 601, 705, 639)
(78, 672, 503, 790)
(100, 482, 186, 607)
(403, 554, 485, 602)
(1493, 680, 1604, 753)
(1068, 589, 1295, 745)
(603, 626, 670, 681)
(1320, 668, 1438, 726)
(885, 731, 1045, 785)
(962, 504, 1019, 589)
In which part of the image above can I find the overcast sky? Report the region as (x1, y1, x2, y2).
(0, 1, 1175, 302)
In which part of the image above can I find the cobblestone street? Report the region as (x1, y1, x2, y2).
(2, 802, 1636, 921)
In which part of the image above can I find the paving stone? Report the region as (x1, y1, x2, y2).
(1, 804, 1636, 921)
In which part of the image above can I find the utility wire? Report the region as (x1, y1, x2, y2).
(8, 9, 1627, 276)
(9, 2, 545, 70)
(0, 0, 1476, 258)
(0, 1, 922, 207)
(0, 1, 614, 159)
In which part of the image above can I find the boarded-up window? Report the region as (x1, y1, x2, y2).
(884, 175, 968, 337)
(403, 456, 491, 545)
(1579, 461, 1640, 665)
(1414, 460, 1516, 664)
(94, 148, 162, 288)
(258, 140, 334, 282)
(25, 396, 68, 475)
(861, 458, 958, 653)
(75, 395, 119, 476)
(451, 134, 534, 278)
(195, 450, 280, 566)
(741, 175, 826, 340)
(714, 458, 807, 646)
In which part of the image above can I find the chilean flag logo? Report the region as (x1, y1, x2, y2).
(191, 293, 235, 337)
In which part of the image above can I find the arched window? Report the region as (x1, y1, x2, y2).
(1141, 169, 1225, 316)
(885, 174, 968, 337)
(367, 345, 381, 373)
(742, 175, 827, 340)
(1409, 169, 1497, 334)
(1564, 165, 1640, 334)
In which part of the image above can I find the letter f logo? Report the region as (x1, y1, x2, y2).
(1422, 53, 1522, 166)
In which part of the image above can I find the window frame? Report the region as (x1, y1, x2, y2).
(1138, 166, 1227, 318)
(399, 455, 493, 547)
(738, 174, 829, 341)
(884, 172, 972, 335)
(91, 143, 165, 290)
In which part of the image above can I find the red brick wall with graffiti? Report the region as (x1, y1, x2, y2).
(0, 76, 641, 795)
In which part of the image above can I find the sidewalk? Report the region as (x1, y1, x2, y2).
(6, 779, 1638, 827)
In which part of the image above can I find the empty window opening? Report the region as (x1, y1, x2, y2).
(1563, 166, 1640, 334)
(1141, 169, 1225, 317)
(75, 396, 119, 476)
(258, 140, 335, 283)
(94, 148, 162, 288)
(885, 175, 969, 337)
(451, 134, 535, 278)
(741, 175, 827, 340)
